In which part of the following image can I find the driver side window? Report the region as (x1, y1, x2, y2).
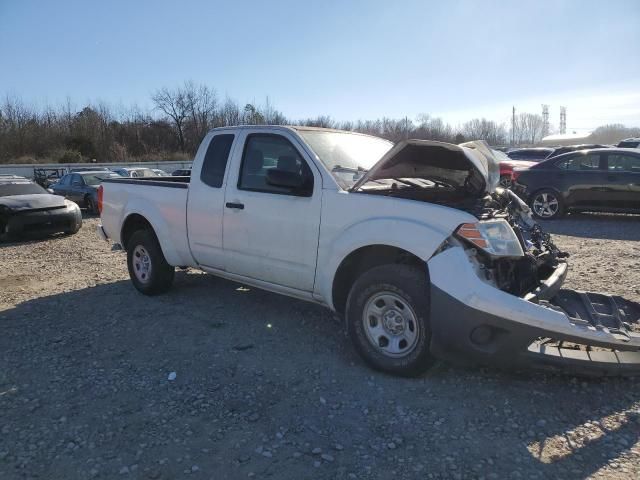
(238, 134, 313, 196)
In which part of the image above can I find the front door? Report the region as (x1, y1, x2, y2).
(222, 131, 321, 292)
(557, 153, 609, 207)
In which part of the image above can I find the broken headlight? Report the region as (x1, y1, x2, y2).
(456, 219, 524, 258)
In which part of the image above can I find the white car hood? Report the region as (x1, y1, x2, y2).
(350, 139, 500, 193)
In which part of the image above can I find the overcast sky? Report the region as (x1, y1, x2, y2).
(1, 0, 639, 131)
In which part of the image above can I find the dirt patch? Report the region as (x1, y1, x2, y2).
(0, 214, 639, 479)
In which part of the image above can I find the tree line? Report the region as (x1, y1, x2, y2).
(0, 81, 638, 164)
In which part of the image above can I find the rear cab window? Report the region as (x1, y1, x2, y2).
(200, 134, 235, 188)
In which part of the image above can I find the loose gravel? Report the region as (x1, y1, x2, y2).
(0, 213, 639, 479)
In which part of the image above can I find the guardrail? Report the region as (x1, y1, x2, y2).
(0, 160, 192, 178)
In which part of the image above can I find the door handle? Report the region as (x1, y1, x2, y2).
(225, 202, 244, 210)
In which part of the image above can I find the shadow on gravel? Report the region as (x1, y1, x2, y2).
(0, 231, 72, 248)
(1, 272, 639, 479)
(539, 212, 640, 241)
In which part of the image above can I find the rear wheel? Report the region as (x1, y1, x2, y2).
(345, 264, 435, 377)
(126, 229, 175, 295)
(530, 189, 565, 219)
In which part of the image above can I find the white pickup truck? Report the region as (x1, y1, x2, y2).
(97, 126, 640, 376)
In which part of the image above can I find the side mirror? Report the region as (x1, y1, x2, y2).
(72, 181, 82, 186)
(266, 168, 305, 190)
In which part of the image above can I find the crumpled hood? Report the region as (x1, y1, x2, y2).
(351, 139, 500, 193)
(0, 194, 67, 212)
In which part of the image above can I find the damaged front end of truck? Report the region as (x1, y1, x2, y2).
(352, 139, 640, 376)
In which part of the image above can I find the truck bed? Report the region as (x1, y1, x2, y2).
(99, 176, 194, 267)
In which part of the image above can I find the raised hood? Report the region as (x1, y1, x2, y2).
(0, 194, 67, 212)
(350, 139, 500, 193)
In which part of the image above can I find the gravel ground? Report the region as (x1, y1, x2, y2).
(0, 213, 639, 480)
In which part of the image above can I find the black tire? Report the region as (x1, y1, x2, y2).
(529, 188, 565, 219)
(85, 196, 98, 215)
(126, 229, 175, 295)
(345, 264, 435, 377)
(64, 215, 82, 235)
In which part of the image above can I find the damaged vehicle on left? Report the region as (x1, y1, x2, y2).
(0, 175, 82, 241)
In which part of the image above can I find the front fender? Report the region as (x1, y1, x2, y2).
(316, 217, 458, 310)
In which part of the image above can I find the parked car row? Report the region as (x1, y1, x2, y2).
(49, 171, 122, 214)
(512, 147, 640, 219)
(32, 165, 192, 188)
(498, 144, 611, 187)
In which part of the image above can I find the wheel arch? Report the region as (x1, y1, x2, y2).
(121, 213, 155, 251)
(331, 244, 427, 316)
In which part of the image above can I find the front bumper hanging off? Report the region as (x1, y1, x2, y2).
(427, 247, 640, 376)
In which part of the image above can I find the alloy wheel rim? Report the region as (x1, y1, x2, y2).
(133, 245, 152, 283)
(362, 291, 419, 358)
(532, 193, 559, 218)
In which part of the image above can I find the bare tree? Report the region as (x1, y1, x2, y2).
(220, 97, 241, 127)
(183, 81, 217, 149)
(462, 118, 507, 145)
(511, 113, 545, 145)
(591, 124, 640, 144)
(2, 86, 640, 165)
(151, 86, 189, 152)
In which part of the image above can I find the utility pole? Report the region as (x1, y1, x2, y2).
(541, 104, 549, 138)
(559, 106, 566, 134)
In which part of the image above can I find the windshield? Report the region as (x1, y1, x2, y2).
(298, 130, 393, 189)
(0, 181, 48, 197)
(82, 173, 120, 185)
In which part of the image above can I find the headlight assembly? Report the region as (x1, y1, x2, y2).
(456, 219, 524, 258)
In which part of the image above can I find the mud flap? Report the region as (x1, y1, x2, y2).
(526, 290, 640, 376)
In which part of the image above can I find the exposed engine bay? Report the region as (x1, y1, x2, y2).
(361, 180, 566, 297)
(462, 187, 568, 297)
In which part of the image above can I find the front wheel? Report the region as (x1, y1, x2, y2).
(126, 229, 175, 295)
(345, 264, 435, 377)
